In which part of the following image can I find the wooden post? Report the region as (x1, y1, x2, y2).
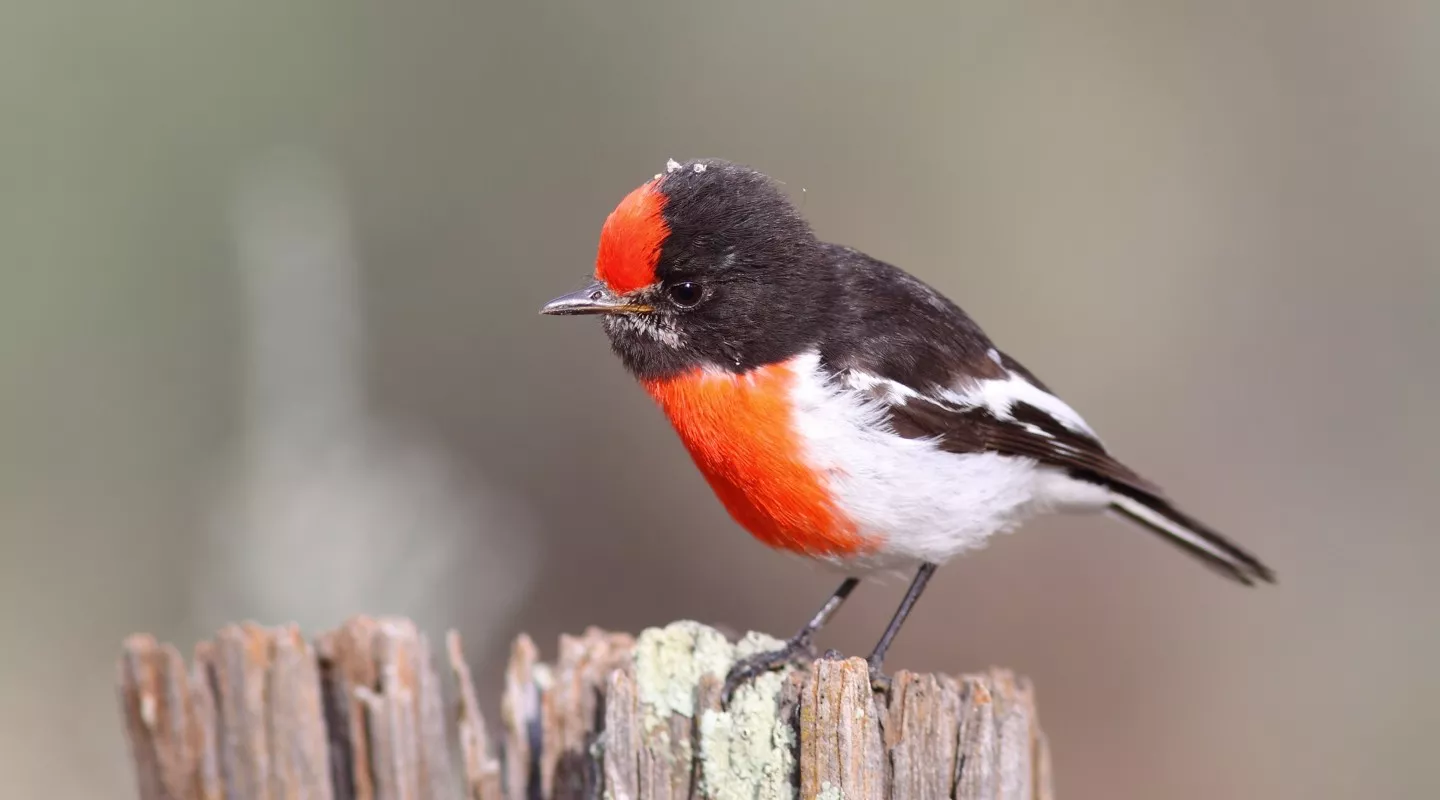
(118, 617, 1053, 800)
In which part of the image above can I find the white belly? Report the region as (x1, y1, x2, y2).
(785, 352, 1110, 571)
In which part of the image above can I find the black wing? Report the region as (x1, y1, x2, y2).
(851, 354, 1273, 586)
(820, 250, 1274, 585)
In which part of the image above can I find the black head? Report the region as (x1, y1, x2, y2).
(541, 158, 835, 380)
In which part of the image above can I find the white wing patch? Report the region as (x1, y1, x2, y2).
(938, 376, 1099, 440)
(842, 369, 922, 404)
(843, 363, 1100, 443)
(1020, 422, 1055, 439)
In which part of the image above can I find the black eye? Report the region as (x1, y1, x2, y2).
(667, 281, 704, 308)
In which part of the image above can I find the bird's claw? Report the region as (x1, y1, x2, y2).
(867, 659, 892, 694)
(720, 635, 815, 708)
(721, 641, 896, 706)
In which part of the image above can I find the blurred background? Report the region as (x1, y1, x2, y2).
(2, 2, 1436, 798)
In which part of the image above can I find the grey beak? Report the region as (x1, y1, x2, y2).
(540, 281, 652, 315)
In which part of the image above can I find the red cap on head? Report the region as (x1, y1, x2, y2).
(595, 179, 669, 295)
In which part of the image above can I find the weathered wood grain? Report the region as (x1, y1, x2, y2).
(448, 632, 502, 800)
(542, 627, 634, 799)
(886, 672, 962, 800)
(120, 618, 1053, 799)
(799, 656, 888, 799)
(118, 635, 204, 800)
(500, 634, 540, 800)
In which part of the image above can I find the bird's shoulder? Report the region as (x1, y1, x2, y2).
(818, 244, 999, 389)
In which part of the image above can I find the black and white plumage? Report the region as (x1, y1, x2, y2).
(544, 157, 1274, 699)
(812, 244, 1273, 584)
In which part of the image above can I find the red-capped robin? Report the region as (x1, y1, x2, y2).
(543, 158, 1274, 702)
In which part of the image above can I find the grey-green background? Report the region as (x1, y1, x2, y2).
(2, 3, 1436, 798)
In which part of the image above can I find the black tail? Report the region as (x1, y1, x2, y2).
(1108, 491, 1276, 586)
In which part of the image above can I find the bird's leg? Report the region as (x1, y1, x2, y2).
(865, 562, 937, 692)
(721, 577, 859, 706)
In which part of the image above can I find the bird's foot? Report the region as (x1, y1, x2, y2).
(721, 634, 816, 707)
(866, 657, 892, 694)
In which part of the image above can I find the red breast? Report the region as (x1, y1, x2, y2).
(642, 358, 878, 559)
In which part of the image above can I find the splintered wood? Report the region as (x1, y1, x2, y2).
(119, 619, 1053, 800)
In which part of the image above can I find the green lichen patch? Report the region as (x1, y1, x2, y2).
(697, 668, 794, 800)
(633, 620, 734, 728)
(734, 630, 787, 659)
(630, 622, 800, 800)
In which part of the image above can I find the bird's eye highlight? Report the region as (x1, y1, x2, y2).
(667, 281, 704, 308)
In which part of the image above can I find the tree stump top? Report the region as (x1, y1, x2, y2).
(118, 617, 1053, 799)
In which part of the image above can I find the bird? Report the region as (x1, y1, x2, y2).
(542, 157, 1275, 703)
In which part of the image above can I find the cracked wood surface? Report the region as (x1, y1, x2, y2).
(119, 618, 1052, 799)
